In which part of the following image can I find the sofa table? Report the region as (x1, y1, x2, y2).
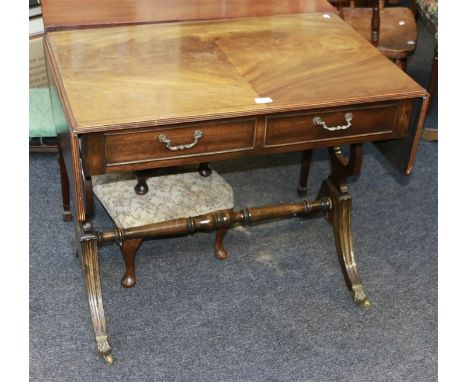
(42, 0, 428, 364)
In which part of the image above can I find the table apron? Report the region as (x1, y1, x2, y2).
(81, 99, 414, 176)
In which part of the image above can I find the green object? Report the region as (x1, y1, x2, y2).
(29, 87, 57, 138)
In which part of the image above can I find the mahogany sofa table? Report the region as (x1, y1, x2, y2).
(43, 0, 428, 364)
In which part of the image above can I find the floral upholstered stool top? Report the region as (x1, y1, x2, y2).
(93, 170, 234, 287)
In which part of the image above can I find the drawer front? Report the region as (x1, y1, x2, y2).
(105, 119, 256, 165)
(264, 103, 402, 147)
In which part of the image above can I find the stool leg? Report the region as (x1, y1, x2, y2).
(134, 171, 149, 195)
(121, 238, 143, 288)
(214, 227, 229, 260)
(199, 162, 212, 177)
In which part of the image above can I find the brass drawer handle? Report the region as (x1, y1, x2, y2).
(313, 113, 353, 131)
(158, 130, 203, 151)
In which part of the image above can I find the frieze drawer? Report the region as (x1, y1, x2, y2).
(104, 119, 257, 166)
(264, 101, 410, 148)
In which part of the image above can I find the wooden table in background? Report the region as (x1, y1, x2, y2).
(42, 0, 427, 364)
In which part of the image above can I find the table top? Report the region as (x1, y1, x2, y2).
(47, 12, 426, 133)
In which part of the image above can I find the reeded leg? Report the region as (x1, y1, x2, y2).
(76, 222, 113, 364)
(214, 227, 229, 260)
(120, 238, 143, 288)
(318, 179, 370, 309)
(58, 145, 72, 222)
(199, 162, 212, 177)
(297, 150, 313, 197)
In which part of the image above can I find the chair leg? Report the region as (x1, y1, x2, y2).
(297, 150, 313, 197)
(120, 238, 144, 288)
(422, 46, 438, 142)
(410, 0, 418, 19)
(214, 227, 229, 260)
(427, 46, 438, 110)
(394, 58, 407, 72)
(58, 144, 72, 222)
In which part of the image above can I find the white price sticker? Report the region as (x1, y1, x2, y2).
(255, 97, 273, 104)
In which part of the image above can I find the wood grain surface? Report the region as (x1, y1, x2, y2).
(41, 0, 335, 30)
(46, 13, 425, 133)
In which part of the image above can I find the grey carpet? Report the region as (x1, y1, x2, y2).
(29, 17, 437, 382)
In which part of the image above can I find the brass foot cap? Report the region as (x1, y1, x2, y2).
(103, 354, 114, 365)
(357, 298, 371, 310)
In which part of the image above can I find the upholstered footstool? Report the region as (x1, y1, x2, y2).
(93, 170, 234, 287)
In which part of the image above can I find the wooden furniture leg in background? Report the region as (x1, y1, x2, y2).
(409, 0, 418, 19)
(297, 150, 313, 197)
(394, 58, 407, 72)
(58, 145, 72, 222)
(422, 45, 438, 142)
(317, 144, 371, 309)
(76, 222, 113, 364)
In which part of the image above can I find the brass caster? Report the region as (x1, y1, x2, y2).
(357, 298, 371, 310)
(103, 354, 114, 365)
(352, 284, 371, 310)
(96, 335, 113, 364)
